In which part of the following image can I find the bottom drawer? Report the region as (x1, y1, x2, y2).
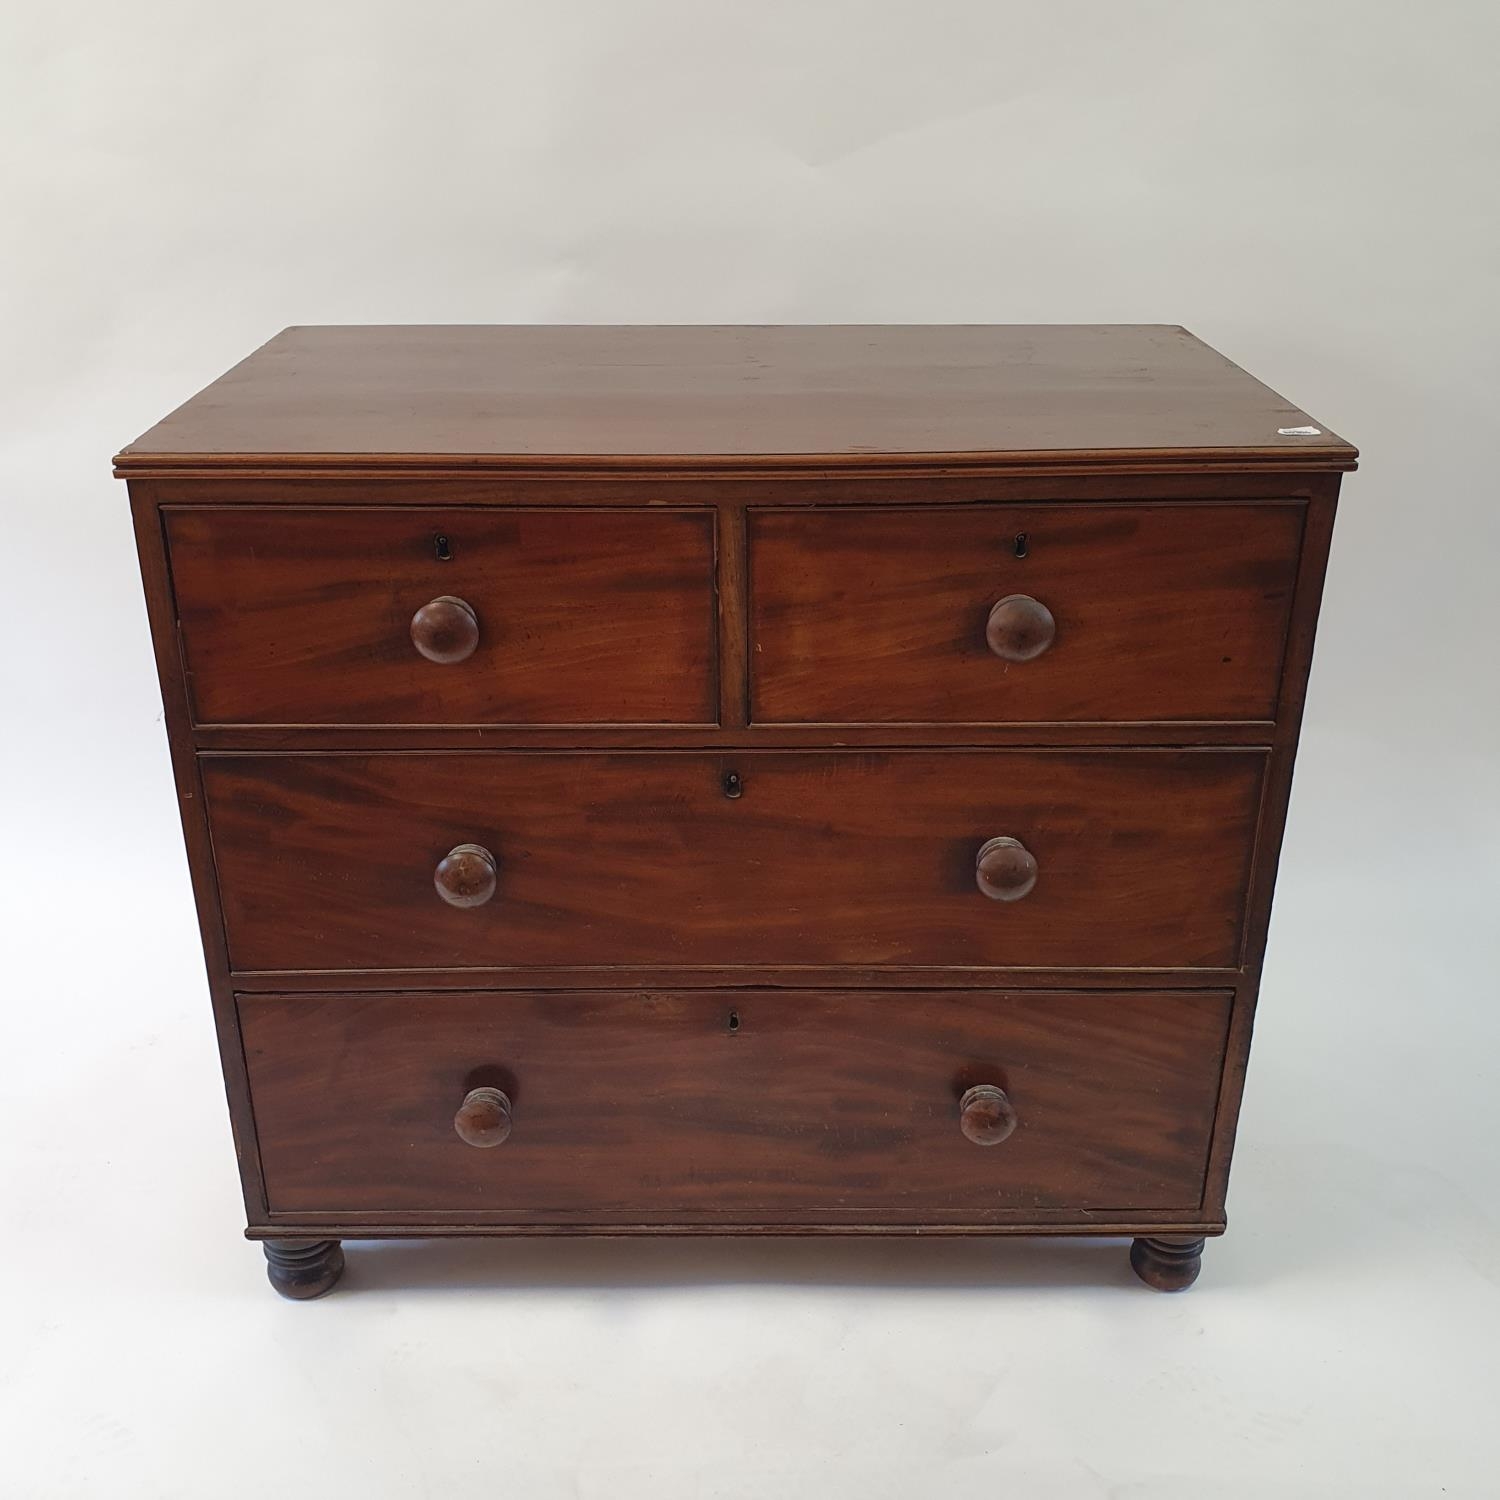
(240, 989, 1231, 1220)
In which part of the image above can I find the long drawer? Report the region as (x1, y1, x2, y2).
(240, 988, 1232, 1217)
(203, 749, 1264, 972)
(750, 502, 1303, 724)
(166, 506, 717, 725)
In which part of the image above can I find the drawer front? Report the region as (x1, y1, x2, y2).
(749, 503, 1303, 724)
(204, 750, 1263, 972)
(165, 507, 716, 725)
(241, 989, 1231, 1217)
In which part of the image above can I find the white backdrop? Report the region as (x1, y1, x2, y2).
(3, 3, 1498, 1496)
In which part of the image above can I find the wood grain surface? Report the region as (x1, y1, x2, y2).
(116, 325, 1356, 473)
(750, 503, 1303, 723)
(239, 988, 1232, 1217)
(202, 749, 1265, 973)
(166, 506, 716, 725)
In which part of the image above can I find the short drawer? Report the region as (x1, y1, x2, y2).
(749, 503, 1303, 724)
(165, 506, 716, 724)
(241, 988, 1231, 1217)
(203, 749, 1264, 972)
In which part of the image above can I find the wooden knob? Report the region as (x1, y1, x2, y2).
(454, 1086, 512, 1147)
(975, 836, 1038, 902)
(986, 594, 1055, 662)
(959, 1084, 1018, 1146)
(411, 595, 479, 663)
(434, 843, 497, 908)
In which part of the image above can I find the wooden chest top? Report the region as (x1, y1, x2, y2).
(115, 324, 1356, 476)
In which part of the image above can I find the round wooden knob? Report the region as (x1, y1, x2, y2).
(975, 836, 1038, 902)
(985, 594, 1055, 662)
(959, 1084, 1018, 1146)
(411, 595, 479, 664)
(454, 1086, 512, 1147)
(434, 843, 497, 908)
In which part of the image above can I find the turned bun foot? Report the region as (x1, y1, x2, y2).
(1129, 1235, 1206, 1292)
(264, 1238, 345, 1300)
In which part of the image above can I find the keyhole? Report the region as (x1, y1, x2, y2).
(1013, 532, 1029, 559)
(434, 534, 453, 561)
(723, 770, 743, 799)
(727, 1009, 741, 1034)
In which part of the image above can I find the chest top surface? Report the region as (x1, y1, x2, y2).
(115, 324, 1356, 476)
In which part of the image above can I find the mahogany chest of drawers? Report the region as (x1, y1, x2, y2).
(118, 325, 1355, 1297)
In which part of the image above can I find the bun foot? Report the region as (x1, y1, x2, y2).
(1129, 1235, 1205, 1292)
(264, 1238, 345, 1300)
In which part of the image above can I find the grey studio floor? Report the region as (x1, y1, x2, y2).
(2, 460, 1498, 1496)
